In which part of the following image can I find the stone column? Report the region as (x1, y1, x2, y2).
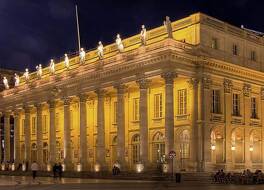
(136, 78, 151, 166)
(189, 78, 199, 171)
(14, 111, 21, 165)
(0, 112, 2, 162)
(161, 72, 177, 157)
(114, 84, 126, 168)
(95, 89, 106, 170)
(36, 103, 43, 166)
(223, 79, 233, 170)
(4, 111, 11, 162)
(24, 106, 31, 164)
(48, 100, 56, 165)
(261, 87, 264, 169)
(63, 97, 72, 169)
(79, 94, 89, 171)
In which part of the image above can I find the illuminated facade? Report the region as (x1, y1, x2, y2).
(1, 13, 264, 172)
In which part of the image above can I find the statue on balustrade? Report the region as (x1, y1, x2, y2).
(140, 25, 147, 45)
(79, 48, 86, 63)
(49, 59, 55, 74)
(36, 64, 42, 78)
(97, 41, 104, 59)
(64, 54, 70, 69)
(116, 34, 124, 52)
(23, 68, 29, 82)
(14, 73, 20, 87)
(163, 16, 173, 38)
(3, 77, 9, 89)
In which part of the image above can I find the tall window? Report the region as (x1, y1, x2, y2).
(70, 110, 74, 130)
(211, 90, 221, 114)
(31, 117, 36, 135)
(113, 101, 117, 124)
(133, 98, 139, 121)
(132, 134, 140, 164)
(251, 97, 257, 119)
(178, 89, 187, 115)
(154, 94, 162, 118)
(232, 93, 240, 116)
(22, 119, 25, 135)
(42, 115, 47, 133)
(211, 38, 218, 49)
(180, 130, 190, 159)
(152, 132, 165, 163)
(232, 44, 238, 55)
(250, 50, 256, 61)
(43, 142, 49, 164)
(31, 143, 37, 162)
(55, 113, 60, 131)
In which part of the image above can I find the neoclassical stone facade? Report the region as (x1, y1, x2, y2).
(1, 12, 264, 172)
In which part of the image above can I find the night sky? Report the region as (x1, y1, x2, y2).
(0, 0, 263, 72)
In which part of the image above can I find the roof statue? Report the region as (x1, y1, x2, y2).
(14, 73, 20, 87)
(79, 48, 86, 63)
(36, 64, 42, 79)
(140, 25, 147, 45)
(97, 41, 104, 59)
(49, 59, 55, 74)
(116, 34, 124, 52)
(64, 54, 70, 69)
(3, 77, 9, 89)
(163, 16, 173, 38)
(23, 68, 29, 82)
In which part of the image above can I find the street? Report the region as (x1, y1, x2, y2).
(0, 176, 263, 190)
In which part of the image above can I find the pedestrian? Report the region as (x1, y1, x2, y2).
(57, 163, 63, 180)
(31, 161, 39, 181)
(53, 163, 58, 179)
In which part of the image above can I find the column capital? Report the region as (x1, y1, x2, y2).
(136, 78, 151, 89)
(95, 89, 107, 98)
(113, 83, 127, 94)
(223, 79, 233, 93)
(188, 78, 199, 89)
(79, 93, 89, 102)
(202, 76, 212, 89)
(261, 87, 264, 100)
(23, 104, 31, 113)
(34, 102, 43, 111)
(63, 97, 72, 106)
(243, 83, 251, 97)
(48, 100, 56, 109)
(161, 71, 177, 84)
(4, 111, 11, 117)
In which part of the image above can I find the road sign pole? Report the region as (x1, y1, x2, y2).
(171, 157, 174, 180)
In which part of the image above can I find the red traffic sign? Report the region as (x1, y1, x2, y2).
(169, 150, 176, 159)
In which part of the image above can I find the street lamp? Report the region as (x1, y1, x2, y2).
(231, 145, 236, 151)
(211, 144, 216, 150)
(249, 146, 253, 152)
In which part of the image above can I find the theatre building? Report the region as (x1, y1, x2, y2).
(1, 12, 264, 172)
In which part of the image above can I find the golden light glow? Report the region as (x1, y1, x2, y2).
(135, 163, 144, 173)
(77, 163, 82, 172)
(211, 144, 216, 150)
(94, 163, 100, 172)
(47, 164, 51, 171)
(22, 163, 26, 171)
(11, 163, 15, 171)
(231, 145, 236, 151)
(1, 164, 5, 171)
(162, 163, 169, 173)
(249, 146, 253, 152)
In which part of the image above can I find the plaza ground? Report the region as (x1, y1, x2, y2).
(0, 176, 263, 190)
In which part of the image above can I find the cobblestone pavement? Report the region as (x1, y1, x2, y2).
(0, 176, 263, 190)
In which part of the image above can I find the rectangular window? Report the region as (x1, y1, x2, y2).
(211, 38, 218, 49)
(250, 50, 256, 61)
(232, 44, 238, 55)
(178, 89, 187, 115)
(42, 115, 47, 133)
(31, 117, 36, 135)
(211, 90, 221, 114)
(113, 101, 117, 124)
(22, 119, 25, 135)
(154, 94, 162, 118)
(251, 97, 257, 119)
(232, 93, 240, 116)
(55, 113, 60, 131)
(133, 98, 139, 121)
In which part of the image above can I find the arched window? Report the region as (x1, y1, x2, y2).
(31, 143, 37, 162)
(250, 130, 261, 163)
(43, 142, 48, 164)
(152, 132, 165, 163)
(232, 128, 244, 163)
(131, 134, 140, 164)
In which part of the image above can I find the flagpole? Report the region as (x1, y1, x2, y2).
(75, 5, 81, 52)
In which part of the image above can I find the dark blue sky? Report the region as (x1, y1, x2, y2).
(0, 0, 263, 71)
